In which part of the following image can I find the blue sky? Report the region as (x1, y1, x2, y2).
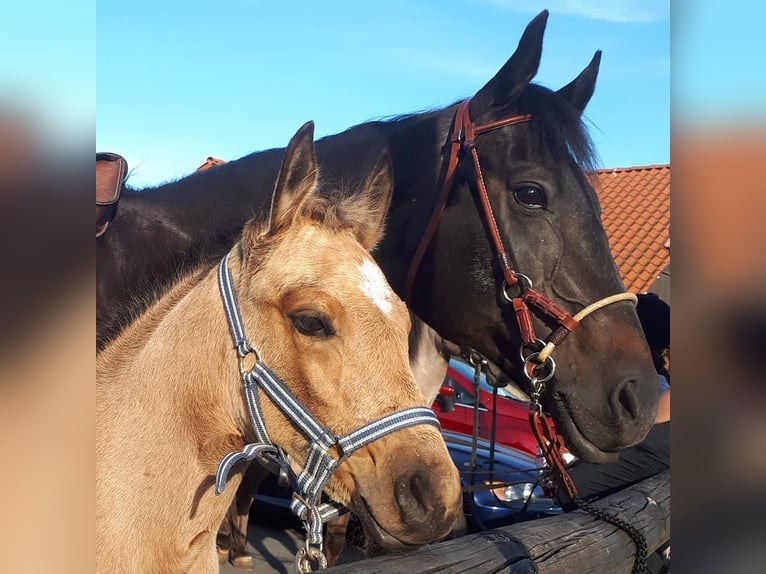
(96, 1, 670, 188)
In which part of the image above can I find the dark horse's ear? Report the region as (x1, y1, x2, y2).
(341, 150, 394, 251)
(556, 51, 601, 114)
(471, 10, 548, 115)
(265, 121, 319, 235)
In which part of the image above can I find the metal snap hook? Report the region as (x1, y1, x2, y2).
(501, 273, 532, 302)
(529, 377, 545, 415)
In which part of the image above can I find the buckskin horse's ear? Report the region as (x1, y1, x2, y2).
(343, 150, 394, 251)
(556, 51, 601, 114)
(266, 121, 318, 234)
(471, 10, 548, 114)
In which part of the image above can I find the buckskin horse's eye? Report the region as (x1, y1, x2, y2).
(513, 184, 546, 209)
(291, 312, 335, 338)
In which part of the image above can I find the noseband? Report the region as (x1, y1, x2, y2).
(215, 253, 441, 571)
(403, 98, 637, 496)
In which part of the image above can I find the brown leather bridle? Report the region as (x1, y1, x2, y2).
(403, 98, 581, 361)
(403, 98, 640, 500)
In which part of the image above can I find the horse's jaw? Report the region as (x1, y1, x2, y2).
(349, 490, 459, 552)
(548, 395, 620, 464)
(547, 382, 657, 464)
(350, 493, 423, 551)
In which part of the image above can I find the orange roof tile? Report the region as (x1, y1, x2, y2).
(593, 164, 670, 293)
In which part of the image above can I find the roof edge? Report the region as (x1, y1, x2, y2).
(597, 163, 670, 174)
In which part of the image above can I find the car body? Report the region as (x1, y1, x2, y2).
(442, 430, 562, 531)
(253, 429, 562, 533)
(433, 358, 563, 458)
(252, 360, 569, 532)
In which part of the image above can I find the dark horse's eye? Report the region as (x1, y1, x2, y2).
(513, 184, 546, 209)
(291, 312, 335, 338)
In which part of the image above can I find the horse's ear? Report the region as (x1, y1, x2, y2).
(471, 10, 548, 113)
(343, 150, 394, 250)
(266, 121, 318, 234)
(556, 51, 601, 114)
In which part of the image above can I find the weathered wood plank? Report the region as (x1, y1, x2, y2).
(328, 471, 670, 574)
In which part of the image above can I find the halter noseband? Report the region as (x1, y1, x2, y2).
(403, 98, 637, 499)
(214, 253, 441, 571)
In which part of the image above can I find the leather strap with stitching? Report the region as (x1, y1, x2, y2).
(96, 152, 128, 237)
(402, 100, 582, 346)
(403, 99, 532, 300)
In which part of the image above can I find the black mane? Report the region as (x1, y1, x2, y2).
(518, 83, 599, 172)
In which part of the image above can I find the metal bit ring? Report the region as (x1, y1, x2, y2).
(522, 352, 556, 384)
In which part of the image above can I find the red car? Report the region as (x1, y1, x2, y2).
(433, 358, 571, 461)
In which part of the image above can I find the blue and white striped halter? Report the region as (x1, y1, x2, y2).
(214, 253, 441, 571)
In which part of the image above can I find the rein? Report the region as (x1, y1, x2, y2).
(214, 253, 441, 572)
(406, 98, 647, 573)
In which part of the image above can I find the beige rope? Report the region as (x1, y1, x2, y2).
(537, 292, 638, 363)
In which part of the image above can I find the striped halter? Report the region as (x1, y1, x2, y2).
(214, 253, 441, 571)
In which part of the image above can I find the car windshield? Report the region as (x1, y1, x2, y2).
(479, 379, 527, 401)
(448, 359, 529, 402)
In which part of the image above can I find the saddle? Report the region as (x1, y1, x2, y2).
(95, 153, 227, 238)
(96, 152, 128, 237)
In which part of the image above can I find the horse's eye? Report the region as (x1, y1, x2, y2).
(291, 312, 335, 338)
(513, 184, 546, 209)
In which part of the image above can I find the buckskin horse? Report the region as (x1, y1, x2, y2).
(97, 8, 659, 565)
(96, 123, 462, 573)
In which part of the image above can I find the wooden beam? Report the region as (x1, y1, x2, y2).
(328, 471, 670, 574)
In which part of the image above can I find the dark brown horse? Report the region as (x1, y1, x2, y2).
(98, 7, 657, 483)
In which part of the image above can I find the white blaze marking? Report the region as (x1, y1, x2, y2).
(359, 259, 393, 316)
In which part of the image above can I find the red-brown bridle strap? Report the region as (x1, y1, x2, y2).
(463, 104, 532, 290)
(529, 408, 578, 499)
(403, 99, 532, 301)
(402, 98, 582, 350)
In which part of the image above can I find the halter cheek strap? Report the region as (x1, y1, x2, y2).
(215, 253, 441, 571)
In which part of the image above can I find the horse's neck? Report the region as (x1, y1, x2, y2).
(407, 312, 465, 402)
(96, 150, 283, 348)
(97, 261, 247, 563)
(371, 112, 452, 293)
(99, 258, 247, 441)
(122, 150, 283, 245)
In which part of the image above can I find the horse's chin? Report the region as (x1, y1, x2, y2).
(549, 393, 620, 464)
(349, 494, 420, 552)
(490, 357, 620, 463)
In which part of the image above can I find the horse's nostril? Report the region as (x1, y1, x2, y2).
(395, 470, 435, 516)
(613, 380, 639, 421)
